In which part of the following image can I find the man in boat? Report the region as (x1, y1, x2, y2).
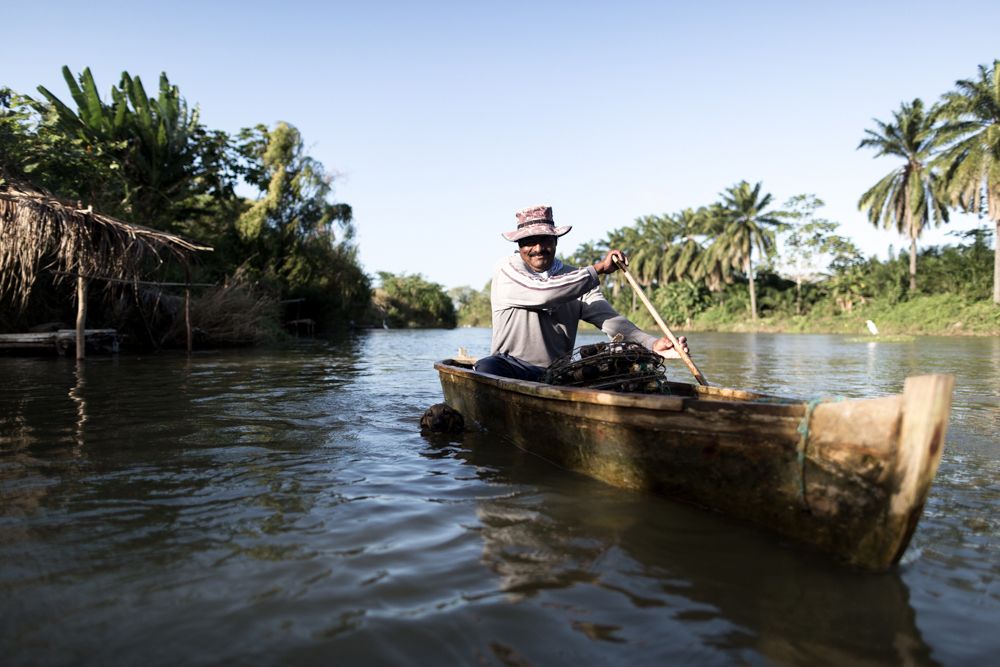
(473, 204, 688, 381)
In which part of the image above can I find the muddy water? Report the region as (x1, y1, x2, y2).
(1, 330, 997, 665)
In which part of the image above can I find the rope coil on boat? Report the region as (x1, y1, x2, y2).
(544, 340, 669, 394)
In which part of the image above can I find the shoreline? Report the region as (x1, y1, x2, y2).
(630, 294, 1000, 338)
(674, 320, 1000, 337)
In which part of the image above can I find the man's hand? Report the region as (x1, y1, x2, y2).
(594, 249, 628, 275)
(653, 335, 689, 360)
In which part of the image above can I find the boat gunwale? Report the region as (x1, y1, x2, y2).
(434, 358, 803, 411)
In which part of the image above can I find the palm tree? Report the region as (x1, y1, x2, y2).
(935, 60, 1000, 304)
(663, 207, 711, 284)
(695, 205, 735, 292)
(602, 225, 643, 304)
(857, 98, 949, 293)
(629, 214, 678, 287)
(708, 181, 786, 320)
(563, 241, 605, 268)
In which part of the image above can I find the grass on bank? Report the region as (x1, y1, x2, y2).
(680, 294, 1000, 336)
(458, 292, 1000, 337)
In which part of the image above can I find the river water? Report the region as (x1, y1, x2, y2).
(1, 329, 997, 666)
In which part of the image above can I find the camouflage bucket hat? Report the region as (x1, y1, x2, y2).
(502, 205, 572, 242)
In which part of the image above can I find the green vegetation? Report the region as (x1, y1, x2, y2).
(858, 98, 949, 293)
(372, 273, 456, 329)
(1, 67, 370, 343)
(454, 59, 1000, 336)
(710, 181, 786, 321)
(456, 192, 997, 335)
(936, 61, 1000, 304)
(456, 221, 999, 335)
(450, 283, 491, 327)
(5, 59, 1000, 342)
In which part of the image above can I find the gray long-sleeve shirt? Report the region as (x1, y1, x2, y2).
(490, 254, 659, 367)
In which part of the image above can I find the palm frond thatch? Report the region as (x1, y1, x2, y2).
(0, 177, 212, 309)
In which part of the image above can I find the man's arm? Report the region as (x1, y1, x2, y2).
(580, 288, 659, 348)
(492, 258, 600, 309)
(581, 291, 689, 357)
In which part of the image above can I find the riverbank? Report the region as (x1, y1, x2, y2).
(672, 294, 1000, 337)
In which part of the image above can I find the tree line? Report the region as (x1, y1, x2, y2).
(455, 189, 995, 333)
(1, 66, 374, 340)
(456, 59, 1000, 332)
(858, 59, 1000, 302)
(4, 60, 997, 340)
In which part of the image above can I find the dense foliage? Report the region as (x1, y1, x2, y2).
(449, 283, 491, 327)
(373, 272, 456, 329)
(455, 202, 995, 334)
(5, 59, 999, 341)
(1, 67, 369, 341)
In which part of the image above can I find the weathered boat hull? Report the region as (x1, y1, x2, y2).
(434, 360, 954, 571)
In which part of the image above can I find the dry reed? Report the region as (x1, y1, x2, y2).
(178, 272, 281, 345)
(0, 178, 211, 310)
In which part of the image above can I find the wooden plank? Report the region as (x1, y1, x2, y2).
(0, 329, 120, 354)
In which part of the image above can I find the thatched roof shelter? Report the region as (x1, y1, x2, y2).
(0, 176, 212, 356)
(0, 177, 211, 308)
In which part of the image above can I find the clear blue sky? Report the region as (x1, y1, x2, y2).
(6, 1, 998, 289)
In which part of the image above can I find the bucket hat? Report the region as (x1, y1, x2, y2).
(501, 205, 572, 242)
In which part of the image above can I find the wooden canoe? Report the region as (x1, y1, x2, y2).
(433, 360, 954, 571)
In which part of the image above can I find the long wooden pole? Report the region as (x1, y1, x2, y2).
(75, 275, 87, 360)
(51, 270, 215, 288)
(613, 257, 708, 386)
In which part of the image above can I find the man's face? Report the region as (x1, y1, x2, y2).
(518, 235, 557, 272)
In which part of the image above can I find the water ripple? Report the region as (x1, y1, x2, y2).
(1, 331, 997, 666)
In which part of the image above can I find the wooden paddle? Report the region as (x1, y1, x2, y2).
(612, 256, 709, 386)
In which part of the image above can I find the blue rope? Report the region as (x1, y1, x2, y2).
(795, 396, 844, 508)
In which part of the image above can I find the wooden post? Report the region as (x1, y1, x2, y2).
(994, 219, 1000, 304)
(185, 287, 192, 354)
(76, 275, 88, 360)
(185, 266, 193, 355)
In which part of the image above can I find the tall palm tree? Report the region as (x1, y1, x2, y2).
(857, 98, 949, 293)
(935, 60, 1000, 304)
(709, 181, 786, 320)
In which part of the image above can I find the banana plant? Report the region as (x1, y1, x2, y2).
(35, 67, 215, 232)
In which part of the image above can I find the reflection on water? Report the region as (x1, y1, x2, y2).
(443, 434, 939, 666)
(1, 330, 997, 666)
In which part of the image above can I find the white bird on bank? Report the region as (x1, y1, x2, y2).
(866, 320, 879, 336)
